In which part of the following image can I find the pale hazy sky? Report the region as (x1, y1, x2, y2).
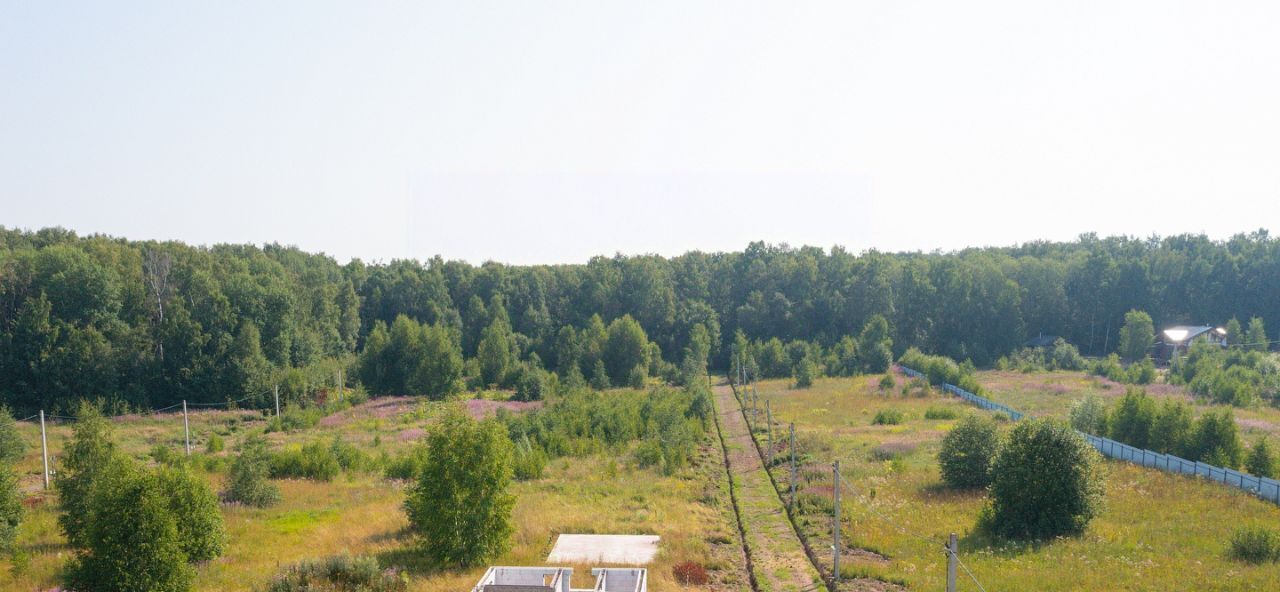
(3, 2, 1279, 264)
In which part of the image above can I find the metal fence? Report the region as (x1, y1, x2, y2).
(898, 365, 1280, 505)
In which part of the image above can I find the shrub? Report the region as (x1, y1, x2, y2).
(1107, 388, 1156, 449)
(1188, 410, 1244, 468)
(265, 406, 325, 433)
(672, 561, 709, 585)
(1148, 400, 1194, 457)
(265, 554, 407, 592)
(512, 435, 547, 481)
(514, 365, 550, 402)
(0, 405, 28, 464)
(1068, 395, 1108, 435)
(271, 442, 341, 481)
(878, 374, 896, 391)
(1247, 439, 1277, 478)
(872, 408, 905, 425)
(405, 409, 514, 568)
(152, 464, 227, 563)
(794, 358, 816, 388)
(1229, 526, 1280, 564)
(56, 402, 117, 549)
(67, 456, 196, 592)
(938, 415, 1000, 489)
(985, 419, 1106, 540)
(226, 437, 281, 507)
(383, 446, 429, 481)
(924, 406, 958, 420)
(205, 433, 225, 454)
(0, 463, 21, 554)
(329, 436, 371, 472)
(872, 441, 918, 461)
(626, 364, 648, 389)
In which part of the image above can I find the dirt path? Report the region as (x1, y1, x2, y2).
(714, 383, 826, 592)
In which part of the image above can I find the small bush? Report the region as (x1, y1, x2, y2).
(872, 408, 905, 425)
(0, 405, 28, 464)
(924, 406, 958, 420)
(206, 433, 225, 454)
(1229, 526, 1280, 564)
(1247, 438, 1277, 478)
(871, 441, 917, 461)
(1068, 395, 1108, 435)
(271, 442, 340, 481)
(265, 554, 407, 592)
(329, 436, 371, 472)
(384, 446, 429, 481)
(265, 407, 325, 433)
(225, 437, 281, 507)
(0, 464, 21, 554)
(672, 561, 709, 585)
(512, 436, 547, 481)
(938, 415, 1000, 489)
(878, 374, 896, 391)
(1189, 410, 1244, 468)
(984, 419, 1106, 540)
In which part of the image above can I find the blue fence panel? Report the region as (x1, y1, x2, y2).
(896, 364, 1280, 506)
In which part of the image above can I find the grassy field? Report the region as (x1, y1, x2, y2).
(751, 373, 1280, 591)
(974, 370, 1280, 445)
(1, 393, 748, 592)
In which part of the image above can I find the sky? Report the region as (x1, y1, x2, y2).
(3, 1, 1279, 264)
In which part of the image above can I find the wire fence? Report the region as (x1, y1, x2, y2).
(898, 365, 1280, 505)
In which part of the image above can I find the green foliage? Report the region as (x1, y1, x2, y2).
(1171, 340, 1279, 407)
(511, 435, 548, 481)
(152, 464, 227, 562)
(1068, 395, 1108, 435)
(589, 359, 611, 390)
(358, 315, 463, 398)
(383, 446, 429, 481)
(924, 406, 958, 420)
(1246, 317, 1269, 352)
(265, 406, 326, 433)
(67, 456, 196, 592)
(997, 339, 1086, 372)
(1246, 438, 1277, 478)
(857, 314, 894, 373)
(938, 415, 1000, 489)
(898, 348, 984, 394)
(794, 357, 817, 388)
(264, 555, 407, 592)
(405, 409, 514, 568)
(1148, 399, 1194, 457)
(878, 374, 896, 391)
(329, 435, 372, 472)
(872, 408, 905, 426)
(1118, 309, 1155, 362)
(0, 406, 28, 464)
(477, 304, 517, 388)
(206, 433, 225, 454)
(1188, 410, 1245, 468)
(985, 419, 1106, 540)
(56, 402, 117, 549)
(514, 363, 551, 401)
(270, 442, 341, 481)
(0, 463, 21, 555)
(626, 364, 648, 389)
(225, 436, 281, 507)
(1229, 526, 1280, 564)
(604, 315, 651, 386)
(1107, 388, 1157, 449)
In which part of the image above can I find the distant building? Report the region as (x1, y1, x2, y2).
(1159, 325, 1227, 363)
(470, 566, 646, 592)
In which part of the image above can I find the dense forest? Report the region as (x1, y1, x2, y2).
(3, 226, 1279, 413)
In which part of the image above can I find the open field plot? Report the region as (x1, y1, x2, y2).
(751, 375, 1280, 591)
(1, 395, 747, 592)
(975, 370, 1280, 445)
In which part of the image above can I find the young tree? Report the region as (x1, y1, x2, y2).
(68, 457, 195, 592)
(477, 315, 516, 387)
(1246, 317, 1268, 351)
(225, 436, 281, 508)
(0, 405, 27, 465)
(793, 357, 817, 388)
(1225, 318, 1244, 347)
(603, 315, 649, 385)
(411, 322, 464, 399)
(1068, 395, 1108, 435)
(985, 419, 1106, 540)
(1189, 410, 1245, 468)
(153, 465, 226, 562)
(1148, 399, 1194, 457)
(938, 415, 1001, 489)
(57, 402, 117, 549)
(1107, 388, 1156, 449)
(0, 463, 21, 555)
(857, 314, 894, 373)
(1246, 438, 1276, 478)
(405, 409, 514, 568)
(1118, 309, 1155, 362)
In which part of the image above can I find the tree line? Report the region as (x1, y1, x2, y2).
(5, 226, 1280, 412)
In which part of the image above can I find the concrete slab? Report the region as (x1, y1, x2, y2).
(545, 534, 660, 565)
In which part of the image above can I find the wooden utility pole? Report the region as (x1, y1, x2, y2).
(40, 410, 50, 490)
(833, 460, 841, 587)
(766, 400, 773, 465)
(274, 384, 281, 417)
(182, 400, 191, 456)
(946, 533, 958, 592)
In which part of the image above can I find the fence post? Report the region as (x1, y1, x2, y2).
(274, 384, 281, 418)
(766, 400, 773, 465)
(832, 460, 841, 587)
(946, 532, 957, 592)
(789, 422, 797, 513)
(183, 400, 191, 456)
(40, 410, 50, 490)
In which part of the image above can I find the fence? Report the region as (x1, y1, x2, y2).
(898, 365, 1280, 505)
